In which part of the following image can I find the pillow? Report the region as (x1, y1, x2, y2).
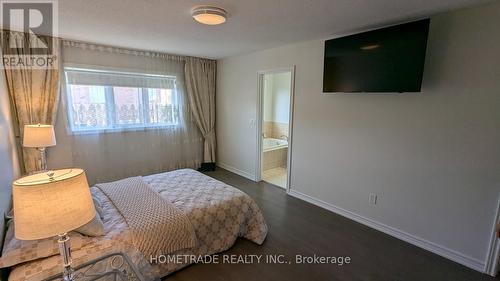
(92, 196, 104, 219)
(0, 221, 92, 268)
(73, 193, 105, 237)
(74, 214, 105, 237)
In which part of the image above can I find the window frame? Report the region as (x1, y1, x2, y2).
(64, 68, 179, 134)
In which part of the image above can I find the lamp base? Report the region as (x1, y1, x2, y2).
(37, 147, 48, 171)
(58, 234, 75, 281)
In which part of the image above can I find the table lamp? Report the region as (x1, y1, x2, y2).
(23, 124, 56, 171)
(12, 169, 95, 281)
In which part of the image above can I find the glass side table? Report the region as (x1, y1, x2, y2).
(43, 253, 146, 281)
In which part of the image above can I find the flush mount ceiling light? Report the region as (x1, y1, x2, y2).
(192, 6, 227, 25)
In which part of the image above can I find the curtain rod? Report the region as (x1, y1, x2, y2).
(62, 40, 189, 62)
(0, 29, 215, 62)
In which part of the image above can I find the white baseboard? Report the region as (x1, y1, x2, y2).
(287, 189, 486, 273)
(216, 162, 256, 181)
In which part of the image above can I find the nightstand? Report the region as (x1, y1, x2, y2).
(43, 253, 146, 281)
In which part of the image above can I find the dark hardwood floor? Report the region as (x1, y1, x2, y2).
(163, 168, 498, 281)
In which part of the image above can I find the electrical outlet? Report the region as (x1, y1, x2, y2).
(369, 193, 377, 205)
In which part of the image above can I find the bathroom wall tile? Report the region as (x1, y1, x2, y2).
(271, 122, 289, 139)
(263, 121, 273, 138)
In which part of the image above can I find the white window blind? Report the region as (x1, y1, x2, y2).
(64, 67, 180, 132)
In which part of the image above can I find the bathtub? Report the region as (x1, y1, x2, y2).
(263, 138, 288, 152)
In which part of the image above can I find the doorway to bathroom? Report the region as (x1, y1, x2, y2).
(256, 67, 294, 190)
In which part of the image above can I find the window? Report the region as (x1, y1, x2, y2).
(65, 68, 179, 132)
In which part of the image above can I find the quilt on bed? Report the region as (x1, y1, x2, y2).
(7, 169, 268, 281)
(95, 176, 197, 257)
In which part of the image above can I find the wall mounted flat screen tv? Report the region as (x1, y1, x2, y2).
(323, 19, 430, 93)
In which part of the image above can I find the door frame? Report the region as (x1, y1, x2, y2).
(485, 194, 500, 276)
(255, 66, 296, 192)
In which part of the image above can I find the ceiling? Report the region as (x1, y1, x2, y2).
(54, 0, 491, 59)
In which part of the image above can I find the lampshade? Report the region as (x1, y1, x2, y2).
(12, 169, 95, 240)
(23, 124, 56, 148)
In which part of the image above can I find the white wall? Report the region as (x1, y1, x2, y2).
(271, 72, 291, 124)
(263, 75, 274, 122)
(263, 72, 291, 124)
(0, 67, 21, 244)
(217, 2, 500, 272)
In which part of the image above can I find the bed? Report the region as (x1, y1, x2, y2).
(2, 169, 268, 280)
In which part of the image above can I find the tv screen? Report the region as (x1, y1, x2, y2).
(323, 19, 430, 93)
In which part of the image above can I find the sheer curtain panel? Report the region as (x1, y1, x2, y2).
(48, 41, 203, 185)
